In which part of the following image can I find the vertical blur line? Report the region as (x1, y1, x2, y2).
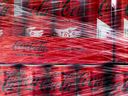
(80, 0, 86, 37)
(22, 0, 29, 36)
(43, 65, 52, 96)
(74, 64, 81, 96)
(14, 0, 22, 36)
(14, 64, 23, 96)
(103, 63, 115, 96)
(111, 0, 116, 63)
(51, 0, 56, 36)
(102, 1, 117, 96)
(14, 0, 27, 36)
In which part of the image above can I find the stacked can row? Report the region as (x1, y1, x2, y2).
(0, 0, 127, 38)
(0, 63, 127, 96)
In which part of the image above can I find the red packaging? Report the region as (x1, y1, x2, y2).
(110, 65, 128, 96)
(23, 65, 61, 96)
(0, 0, 14, 37)
(0, 64, 23, 96)
(97, 0, 112, 38)
(61, 65, 104, 96)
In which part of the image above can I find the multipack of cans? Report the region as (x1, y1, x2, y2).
(1, 0, 128, 95)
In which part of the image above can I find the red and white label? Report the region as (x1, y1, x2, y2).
(26, 27, 44, 37)
(55, 27, 81, 38)
(97, 19, 112, 38)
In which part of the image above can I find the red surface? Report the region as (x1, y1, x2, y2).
(0, 37, 112, 64)
(116, 39, 128, 63)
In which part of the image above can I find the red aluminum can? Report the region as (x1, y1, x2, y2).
(61, 65, 104, 96)
(23, 65, 61, 96)
(110, 65, 128, 96)
(14, 0, 52, 37)
(26, 0, 52, 37)
(61, 65, 77, 96)
(78, 65, 104, 96)
(54, 0, 99, 37)
(97, 0, 112, 38)
(0, 0, 14, 37)
(0, 64, 23, 96)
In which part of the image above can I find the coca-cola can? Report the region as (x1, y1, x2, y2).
(23, 64, 61, 96)
(61, 65, 77, 96)
(79, 65, 104, 96)
(27, 0, 53, 37)
(53, 0, 99, 38)
(0, 0, 14, 37)
(0, 64, 23, 96)
(61, 64, 104, 96)
(97, 0, 112, 38)
(110, 65, 128, 96)
(14, 0, 53, 37)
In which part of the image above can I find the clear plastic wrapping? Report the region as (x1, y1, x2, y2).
(0, 0, 128, 96)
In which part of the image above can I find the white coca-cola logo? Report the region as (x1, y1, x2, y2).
(55, 27, 81, 38)
(0, 30, 3, 36)
(26, 27, 44, 37)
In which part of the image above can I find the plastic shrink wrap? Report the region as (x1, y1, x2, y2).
(0, 0, 128, 96)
